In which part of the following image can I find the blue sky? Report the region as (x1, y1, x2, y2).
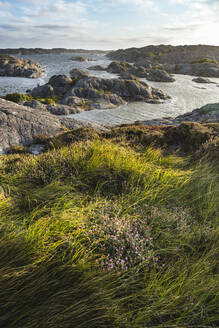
(0, 0, 219, 49)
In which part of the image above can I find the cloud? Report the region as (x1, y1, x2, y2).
(109, 0, 159, 12)
(0, 1, 11, 9)
(0, 0, 219, 49)
(23, 0, 88, 20)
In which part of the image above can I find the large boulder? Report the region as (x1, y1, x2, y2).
(31, 84, 55, 98)
(70, 69, 90, 80)
(147, 69, 175, 82)
(31, 75, 73, 98)
(0, 55, 44, 78)
(107, 61, 131, 74)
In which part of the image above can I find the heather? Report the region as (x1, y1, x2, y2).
(0, 127, 218, 327)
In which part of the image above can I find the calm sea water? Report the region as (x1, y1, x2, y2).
(0, 52, 219, 126)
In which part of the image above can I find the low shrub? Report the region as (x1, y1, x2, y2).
(5, 92, 33, 103)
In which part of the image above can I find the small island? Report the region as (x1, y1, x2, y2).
(71, 56, 90, 62)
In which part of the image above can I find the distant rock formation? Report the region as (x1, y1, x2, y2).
(0, 55, 44, 78)
(71, 56, 89, 62)
(0, 48, 108, 55)
(108, 45, 219, 78)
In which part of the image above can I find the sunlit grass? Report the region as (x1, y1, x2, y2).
(0, 136, 218, 327)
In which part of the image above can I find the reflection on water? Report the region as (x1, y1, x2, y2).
(0, 52, 113, 95)
(69, 74, 219, 126)
(0, 53, 219, 126)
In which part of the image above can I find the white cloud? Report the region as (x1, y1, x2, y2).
(109, 0, 159, 12)
(0, 1, 11, 9)
(0, 0, 219, 49)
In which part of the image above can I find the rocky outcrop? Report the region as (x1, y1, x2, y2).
(192, 77, 216, 84)
(0, 98, 102, 152)
(0, 98, 63, 151)
(31, 75, 73, 98)
(31, 70, 170, 110)
(108, 45, 219, 78)
(108, 45, 219, 65)
(107, 61, 133, 74)
(174, 103, 219, 123)
(0, 55, 44, 78)
(71, 56, 89, 62)
(70, 69, 90, 80)
(106, 61, 175, 82)
(22, 100, 81, 115)
(147, 69, 175, 82)
(107, 61, 147, 77)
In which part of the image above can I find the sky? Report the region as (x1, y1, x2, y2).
(0, 0, 219, 49)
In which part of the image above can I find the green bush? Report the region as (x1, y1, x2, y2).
(4, 93, 60, 105)
(5, 92, 33, 103)
(36, 96, 60, 105)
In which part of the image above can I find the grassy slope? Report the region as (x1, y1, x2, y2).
(0, 125, 218, 328)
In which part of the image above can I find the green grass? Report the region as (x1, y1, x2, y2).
(3, 92, 60, 105)
(190, 58, 218, 65)
(0, 134, 218, 327)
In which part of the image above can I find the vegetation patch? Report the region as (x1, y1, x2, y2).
(190, 58, 218, 65)
(3, 92, 60, 105)
(5, 92, 33, 103)
(0, 125, 218, 327)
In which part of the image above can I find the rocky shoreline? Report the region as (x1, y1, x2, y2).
(0, 47, 219, 154)
(0, 94, 218, 154)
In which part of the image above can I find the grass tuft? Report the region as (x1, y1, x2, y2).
(0, 128, 218, 327)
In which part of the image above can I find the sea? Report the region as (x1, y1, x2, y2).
(0, 52, 219, 127)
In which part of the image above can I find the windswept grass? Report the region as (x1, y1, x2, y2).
(0, 133, 218, 327)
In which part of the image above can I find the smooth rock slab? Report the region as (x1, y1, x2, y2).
(0, 98, 102, 151)
(0, 98, 63, 150)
